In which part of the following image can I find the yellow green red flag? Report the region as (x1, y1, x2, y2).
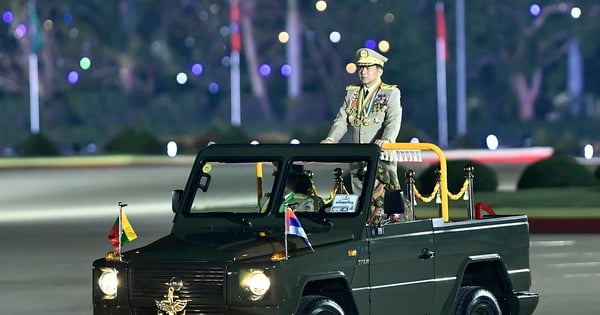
(108, 210, 138, 251)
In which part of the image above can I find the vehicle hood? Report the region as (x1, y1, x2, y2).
(126, 229, 291, 262)
(124, 227, 356, 262)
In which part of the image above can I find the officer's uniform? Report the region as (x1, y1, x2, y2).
(324, 48, 403, 193)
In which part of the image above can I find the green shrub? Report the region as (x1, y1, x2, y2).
(517, 155, 596, 189)
(204, 125, 249, 144)
(20, 133, 60, 157)
(416, 159, 498, 193)
(104, 127, 163, 154)
(595, 165, 600, 182)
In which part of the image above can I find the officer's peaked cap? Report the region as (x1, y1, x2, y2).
(356, 48, 388, 67)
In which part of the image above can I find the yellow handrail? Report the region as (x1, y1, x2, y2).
(382, 142, 449, 222)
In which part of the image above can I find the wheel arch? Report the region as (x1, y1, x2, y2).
(299, 273, 358, 315)
(441, 254, 514, 314)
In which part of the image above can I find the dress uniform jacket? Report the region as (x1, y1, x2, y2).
(325, 80, 403, 192)
(326, 82, 402, 144)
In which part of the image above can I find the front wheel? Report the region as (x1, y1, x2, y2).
(297, 295, 345, 315)
(451, 286, 501, 315)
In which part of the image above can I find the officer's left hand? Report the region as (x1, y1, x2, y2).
(374, 139, 390, 147)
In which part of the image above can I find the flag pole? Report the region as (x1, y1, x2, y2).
(118, 202, 127, 260)
(230, 0, 241, 126)
(28, 0, 41, 134)
(284, 204, 289, 260)
(435, 1, 449, 149)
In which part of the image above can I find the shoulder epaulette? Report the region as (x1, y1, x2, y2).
(346, 84, 361, 91)
(380, 83, 397, 90)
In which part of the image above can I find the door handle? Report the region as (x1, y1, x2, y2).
(418, 248, 435, 260)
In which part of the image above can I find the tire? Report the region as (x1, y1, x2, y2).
(297, 295, 345, 315)
(451, 286, 501, 315)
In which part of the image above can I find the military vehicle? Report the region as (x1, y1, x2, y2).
(92, 142, 538, 314)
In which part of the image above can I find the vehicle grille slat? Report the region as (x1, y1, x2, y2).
(130, 264, 226, 309)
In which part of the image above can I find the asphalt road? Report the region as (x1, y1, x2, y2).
(0, 165, 598, 314)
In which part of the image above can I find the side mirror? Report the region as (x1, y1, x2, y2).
(383, 190, 405, 215)
(172, 189, 183, 213)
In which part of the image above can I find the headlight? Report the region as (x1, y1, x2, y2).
(240, 269, 271, 300)
(98, 268, 119, 299)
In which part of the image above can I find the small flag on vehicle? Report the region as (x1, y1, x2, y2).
(285, 207, 313, 252)
(108, 202, 137, 253)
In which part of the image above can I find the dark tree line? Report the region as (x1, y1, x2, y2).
(1, 0, 600, 148)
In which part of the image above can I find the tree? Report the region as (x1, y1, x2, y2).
(466, 1, 600, 122)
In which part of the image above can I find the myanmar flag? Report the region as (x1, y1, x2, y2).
(108, 211, 138, 251)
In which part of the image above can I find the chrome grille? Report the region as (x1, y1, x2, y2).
(133, 305, 228, 315)
(129, 264, 226, 310)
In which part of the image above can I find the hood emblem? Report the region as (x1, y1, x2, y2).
(155, 277, 190, 315)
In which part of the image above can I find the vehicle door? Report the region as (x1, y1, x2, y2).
(368, 219, 435, 315)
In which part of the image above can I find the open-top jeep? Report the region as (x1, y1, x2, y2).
(92, 142, 538, 314)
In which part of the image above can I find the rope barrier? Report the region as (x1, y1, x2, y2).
(413, 179, 470, 203)
(322, 183, 349, 204)
(413, 182, 439, 203)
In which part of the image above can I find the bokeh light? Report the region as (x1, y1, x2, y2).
(2, 11, 13, 23)
(280, 64, 292, 77)
(570, 7, 582, 19)
(184, 36, 195, 47)
(191, 63, 203, 76)
(209, 3, 220, 14)
(378, 40, 390, 53)
(384, 12, 395, 23)
(290, 139, 300, 145)
(529, 4, 541, 17)
(221, 56, 231, 67)
(346, 63, 357, 74)
(219, 26, 229, 37)
(63, 13, 73, 25)
(315, 0, 327, 12)
(67, 71, 79, 84)
(486, 134, 499, 150)
(43, 19, 54, 30)
(176, 72, 188, 84)
(14, 24, 27, 38)
(79, 57, 91, 70)
(583, 144, 593, 159)
(278, 31, 289, 43)
(259, 64, 271, 77)
(86, 143, 97, 154)
(208, 82, 219, 93)
(365, 39, 376, 50)
(329, 31, 341, 43)
(69, 28, 79, 39)
(166, 141, 178, 158)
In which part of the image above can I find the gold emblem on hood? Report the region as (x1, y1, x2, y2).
(155, 277, 189, 315)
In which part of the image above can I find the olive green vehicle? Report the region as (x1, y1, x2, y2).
(92, 142, 539, 315)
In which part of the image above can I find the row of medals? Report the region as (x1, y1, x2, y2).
(348, 89, 386, 126)
(348, 104, 386, 126)
(349, 114, 375, 127)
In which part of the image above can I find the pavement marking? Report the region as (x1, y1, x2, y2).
(550, 261, 600, 268)
(531, 240, 576, 247)
(0, 203, 172, 223)
(563, 273, 600, 279)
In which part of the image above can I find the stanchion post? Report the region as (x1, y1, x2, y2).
(435, 169, 442, 218)
(405, 170, 416, 220)
(465, 165, 475, 219)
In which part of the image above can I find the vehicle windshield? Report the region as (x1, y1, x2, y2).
(188, 159, 369, 215)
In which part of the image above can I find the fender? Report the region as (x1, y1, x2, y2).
(440, 253, 513, 313)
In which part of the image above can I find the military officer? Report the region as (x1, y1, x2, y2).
(321, 47, 402, 194)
